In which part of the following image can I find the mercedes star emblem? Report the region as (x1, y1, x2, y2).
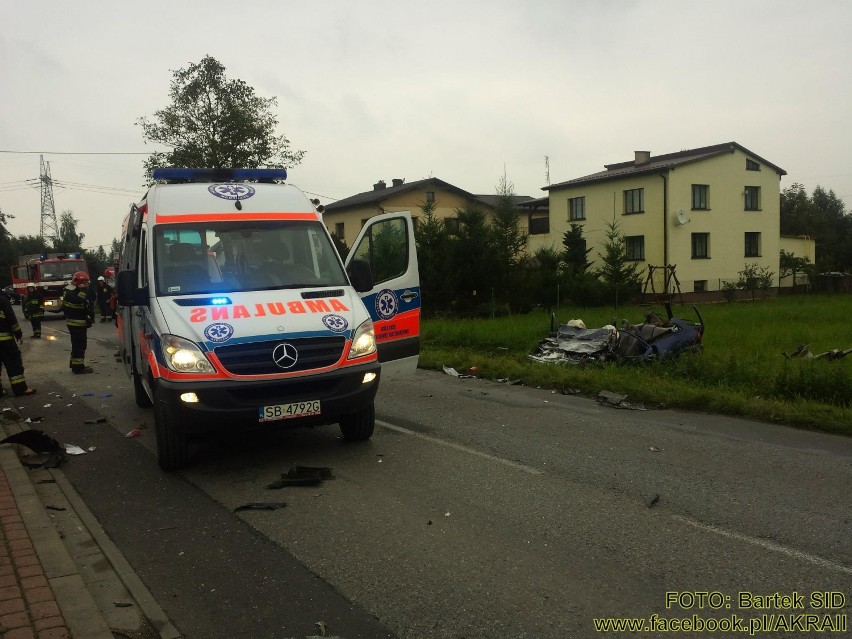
(272, 343, 299, 369)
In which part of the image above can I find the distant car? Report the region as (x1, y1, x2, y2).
(2, 285, 21, 305)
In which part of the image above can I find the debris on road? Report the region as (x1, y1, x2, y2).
(84, 417, 108, 424)
(64, 444, 88, 455)
(0, 430, 68, 468)
(442, 365, 475, 379)
(646, 494, 661, 508)
(233, 502, 287, 512)
(596, 390, 647, 411)
(267, 466, 335, 489)
(125, 428, 142, 438)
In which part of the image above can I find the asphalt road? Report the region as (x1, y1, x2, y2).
(13, 317, 852, 639)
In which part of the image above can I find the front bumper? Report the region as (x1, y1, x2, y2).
(154, 362, 381, 434)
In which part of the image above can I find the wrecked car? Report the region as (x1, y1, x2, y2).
(529, 304, 704, 365)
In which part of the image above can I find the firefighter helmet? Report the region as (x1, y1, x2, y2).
(72, 271, 90, 286)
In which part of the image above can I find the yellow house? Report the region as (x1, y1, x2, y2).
(322, 177, 534, 244)
(531, 142, 811, 297)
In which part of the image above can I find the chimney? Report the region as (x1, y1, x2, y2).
(373, 180, 386, 190)
(391, 178, 405, 187)
(634, 151, 651, 166)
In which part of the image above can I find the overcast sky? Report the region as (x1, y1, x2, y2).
(2, 0, 851, 251)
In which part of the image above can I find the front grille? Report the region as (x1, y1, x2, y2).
(214, 336, 346, 375)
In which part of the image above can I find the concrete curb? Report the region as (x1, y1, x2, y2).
(0, 444, 114, 639)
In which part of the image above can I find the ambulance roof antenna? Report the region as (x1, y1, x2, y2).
(39, 155, 59, 246)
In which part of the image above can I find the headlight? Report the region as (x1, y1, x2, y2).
(161, 334, 215, 373)
(347, 319, 376, 360)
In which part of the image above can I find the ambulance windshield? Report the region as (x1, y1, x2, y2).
(153, 221, 348, 296)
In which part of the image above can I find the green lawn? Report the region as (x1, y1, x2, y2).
(418, 295, 852, 436)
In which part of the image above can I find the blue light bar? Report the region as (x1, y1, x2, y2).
(151, 168, 287, 183)
(210, 297, 231, 306)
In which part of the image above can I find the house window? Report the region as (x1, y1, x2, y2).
(426, 191, 435, 204)
(746, 158, 761, 171)
(624, 188, 644, 214)
(745, 232, 761, 257)
(529, 216, 549, 235)
(569, 197, 586, 220)
(625, 235, 645, 261)
(444, 218, 460, 234)
(744, 186, 761, 211)
(691, 233, 710, 258)
(334, 222, 345, 240)
(694, 280, 707, 293)
(692, 185, 709, 210)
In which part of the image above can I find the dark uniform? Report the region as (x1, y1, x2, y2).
(0, 293, 35, 396)
(96, 278, 112, 321)
(62, 280, 94, 374)
(22, 285, 46, 338)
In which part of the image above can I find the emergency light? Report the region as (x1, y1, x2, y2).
(151, 168, 287, 183)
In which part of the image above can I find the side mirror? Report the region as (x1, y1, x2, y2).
(346, 259, 374, 293)
(116, 269, 147, 306)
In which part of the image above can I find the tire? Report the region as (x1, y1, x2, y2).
(339, 402, 375, 441)
(153, 388, 189, 471)
(133, 373, 153, 408)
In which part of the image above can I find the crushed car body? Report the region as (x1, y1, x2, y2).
(529, 304, 705, 365)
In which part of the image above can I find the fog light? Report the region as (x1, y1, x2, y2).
(362, 372, 377, 384)
(180, 392, 199, 403)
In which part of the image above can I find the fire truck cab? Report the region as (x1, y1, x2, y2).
(10, 253, 89, 313)
(116, 168, 420, 470)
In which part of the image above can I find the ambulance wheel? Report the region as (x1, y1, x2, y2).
(133, 373, 152, 408)
(154, 390, 189, 471)
(339, 402, 375, 441)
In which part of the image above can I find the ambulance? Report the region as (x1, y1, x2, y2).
(116, 168, 420, 470)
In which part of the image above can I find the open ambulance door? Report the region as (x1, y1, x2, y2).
(346, 211, 420, 381)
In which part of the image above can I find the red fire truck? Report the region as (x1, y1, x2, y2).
(10, 253, 89, 314)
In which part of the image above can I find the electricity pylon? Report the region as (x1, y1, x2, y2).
(39, 155, 59, 245)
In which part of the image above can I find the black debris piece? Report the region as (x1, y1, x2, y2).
(646, 494, 661, 508)
(233, 502, 287, 512)
(1, 429, 63, 454)
(20, 451, 66, 469)
(46, 505, 67, 511)
(267, 466, 335, 489)
(84, 417, 108, 425)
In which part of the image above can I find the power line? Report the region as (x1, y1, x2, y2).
(0, 150, 153, 155)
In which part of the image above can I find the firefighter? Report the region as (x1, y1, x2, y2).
(22, 283, 45, 338)
(62, 271, 95, 374)
(96, 276, 112, 322)
(0, 288, 36, 396)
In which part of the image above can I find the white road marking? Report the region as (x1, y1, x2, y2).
(376, 420, 544, 475)
(672, 515, 852, 575)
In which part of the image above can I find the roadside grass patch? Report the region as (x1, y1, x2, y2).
(420, 295, 852, 436)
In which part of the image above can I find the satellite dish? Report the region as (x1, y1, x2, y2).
(675, 209, 690, 225)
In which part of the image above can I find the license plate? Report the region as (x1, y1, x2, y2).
(258, 400, 321, 422)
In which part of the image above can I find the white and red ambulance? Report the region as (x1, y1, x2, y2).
(116, 168, 420, 470)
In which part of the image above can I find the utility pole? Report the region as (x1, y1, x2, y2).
(39, 155, 59, 246)
(545, 156, 550, 186)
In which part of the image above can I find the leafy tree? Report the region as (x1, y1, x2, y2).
(781, 183, 851, 272)
(330, 233, 349, 261)
(490, 175, 527, 275)
(736, 262, 775, 301)
(594, 217, 642, 307)
(53, 210, 85, 253)
(779, 249, 813, 287)
(561, 223, 591, 275)
(449, 205, 496, 313)
(137, 55, 305, 176)
(414, 199, 451, 313)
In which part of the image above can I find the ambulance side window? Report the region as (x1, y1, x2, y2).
(351, 217, 408, 284)
(139, 229, 148, 289)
